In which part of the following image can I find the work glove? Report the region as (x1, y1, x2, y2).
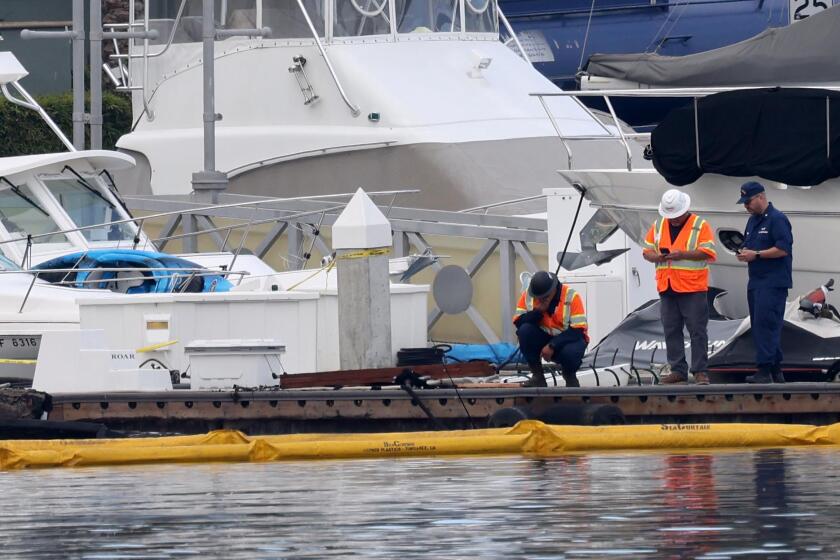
(513, 310, 543, 328)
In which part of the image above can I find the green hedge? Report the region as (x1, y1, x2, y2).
(0, 91, 132, 156)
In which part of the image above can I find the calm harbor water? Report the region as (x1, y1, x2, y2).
(2, 447, 839, 559)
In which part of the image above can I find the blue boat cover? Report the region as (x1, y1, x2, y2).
(33, 249, 232, 293)
(444, 343, 524, 366)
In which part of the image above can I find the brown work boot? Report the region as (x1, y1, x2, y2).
(661, 372, 688, 384)
(693, 372, 710, 385)
(522, 362, 547, 387)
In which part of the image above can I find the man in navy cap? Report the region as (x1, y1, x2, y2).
(736, 181, 793, 383)
(512, 271, 589, 387)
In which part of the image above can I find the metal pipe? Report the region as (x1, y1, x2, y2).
(1, 83, 75, 151)
(73, 0, 85, 149)
(102, 30, 160, 39)
(531, 86, 840, 98)
(19, 275, 37, 314)
(537, 95, 574, 169)
(294, 0, 361, 117)
(497, 9, 531, 66)
(460, 194, 546, 213)
(18, 3, 85, 149)
(89, 0, 103, 149)
(0, 189, 416, 248)
(602, 95, 633, 171)
(693, 97, 701, 169)
(215, 28, 271, 38)
(204, 0, 216, 172)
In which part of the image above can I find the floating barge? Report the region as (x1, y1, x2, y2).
(37, 364, 840, 434)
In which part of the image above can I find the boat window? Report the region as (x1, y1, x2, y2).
(269, 0, 326, 37)
(718, 229, 745, 253)
(464, 0, 496, 33)
(395, 0, 460, 33)
(148, 0, 218, 44)
(0, 182, 68, 244)
(148, 0, 327, 42)
(43, 178, 136, 243)
(334, 0, 391, 37)
(0, 254, 21, 271)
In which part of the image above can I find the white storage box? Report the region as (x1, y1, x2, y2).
(184, 339, 285, 390)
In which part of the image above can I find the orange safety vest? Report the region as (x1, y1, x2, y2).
(642, 213, 717, 293)
(512, 283, 589, 343)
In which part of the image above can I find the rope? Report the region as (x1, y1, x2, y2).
(577, 0, 598, 72)
(337, 247, 391, 260)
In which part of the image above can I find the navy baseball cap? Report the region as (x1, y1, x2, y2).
(737, 181, 765, 204)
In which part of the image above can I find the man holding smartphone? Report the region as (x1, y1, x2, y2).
(736, 181, 793, 383)
(642, 189, 717, 384)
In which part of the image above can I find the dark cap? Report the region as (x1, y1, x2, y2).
(528, 271, 559, 299)
(737, 181, 765, 204)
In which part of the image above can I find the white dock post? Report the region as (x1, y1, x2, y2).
(332, 189, 393, 370)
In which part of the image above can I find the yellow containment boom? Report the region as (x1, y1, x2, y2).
(3, 420, 840, 470)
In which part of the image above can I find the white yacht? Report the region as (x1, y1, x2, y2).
(111, 0, 638, 209)
(552, 86, 840, 318)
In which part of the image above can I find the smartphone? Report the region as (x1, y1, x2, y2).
(659, 248, 670, 255)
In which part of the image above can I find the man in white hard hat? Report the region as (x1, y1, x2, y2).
(642, 189, 717, 384)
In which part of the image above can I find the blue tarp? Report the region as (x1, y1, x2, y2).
(33, 249, 232, 293)
(444, 343, 524, 366)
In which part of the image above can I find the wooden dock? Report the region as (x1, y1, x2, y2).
(45, 382, 840, 435)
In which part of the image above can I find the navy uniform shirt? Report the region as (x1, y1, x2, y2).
(742, 202, 793, 289)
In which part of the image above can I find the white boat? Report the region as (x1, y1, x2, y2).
(110, 0, 641, 210)
(0, 52, 429, 389)
(538, 82, 840, 320)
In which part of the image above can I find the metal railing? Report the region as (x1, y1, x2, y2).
(4, 266, 248, 314)
(531, 86, 840, 172)
(123, 192, 549, 343)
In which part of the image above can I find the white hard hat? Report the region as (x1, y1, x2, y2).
(658, 189, 691, 219)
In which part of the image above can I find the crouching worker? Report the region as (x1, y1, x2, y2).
(513, 270, 589, 387)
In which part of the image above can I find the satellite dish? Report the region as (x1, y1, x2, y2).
(432, 265, 473, 314)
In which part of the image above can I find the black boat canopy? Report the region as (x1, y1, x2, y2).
(650, 88, 840, 186)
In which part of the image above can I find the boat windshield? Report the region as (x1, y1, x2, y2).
(394, 0, 460, 33)
(0, 182, 68, 245)
(43, 178, 136, 243)
(145, 0, 493, 41)
(0, 254, 21, 271)
(149, 0, 326, 42)
(335, 0, 496, 36)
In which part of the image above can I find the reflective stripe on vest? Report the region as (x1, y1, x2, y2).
(653, 215, 709, 272)
(539, 286, 576, 335)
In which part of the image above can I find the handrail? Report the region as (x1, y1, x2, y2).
(460, 194, 546, 214)
(534, 85, 840, 98)
(496, 6, 534, 66)
(7, 266, 249, 313)
(497, 9, 531, 66)
(0, 189, 418, 248)
(226, 140, 397, 177)
(294, 0, 362, 117)
(1, 82, 75, 152)
(110, 0, 188, 60)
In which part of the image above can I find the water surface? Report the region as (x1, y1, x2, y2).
(1, 447, 838, 558)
